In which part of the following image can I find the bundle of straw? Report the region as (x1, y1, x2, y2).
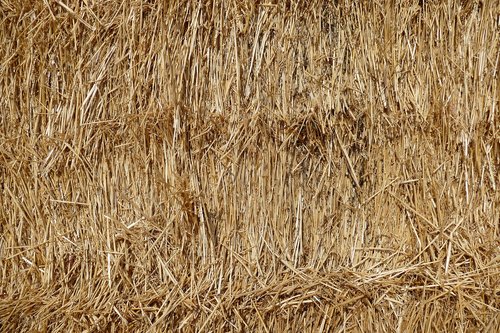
(1, 1, 498, 331)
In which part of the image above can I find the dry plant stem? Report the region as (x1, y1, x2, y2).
(0, 0, 499, 332)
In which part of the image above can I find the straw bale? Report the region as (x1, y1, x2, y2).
(0, 0, 499, 331)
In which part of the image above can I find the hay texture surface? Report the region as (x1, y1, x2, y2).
(1, 0, 499, 332)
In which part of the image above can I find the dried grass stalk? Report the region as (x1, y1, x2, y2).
(1, 0, 499, 332)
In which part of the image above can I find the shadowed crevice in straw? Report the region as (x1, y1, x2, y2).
(0, 0, 499, 331)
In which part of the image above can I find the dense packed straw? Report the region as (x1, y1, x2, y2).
(1, 0, 499, 331)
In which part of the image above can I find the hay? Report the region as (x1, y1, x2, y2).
(0, 0, 499, 331)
